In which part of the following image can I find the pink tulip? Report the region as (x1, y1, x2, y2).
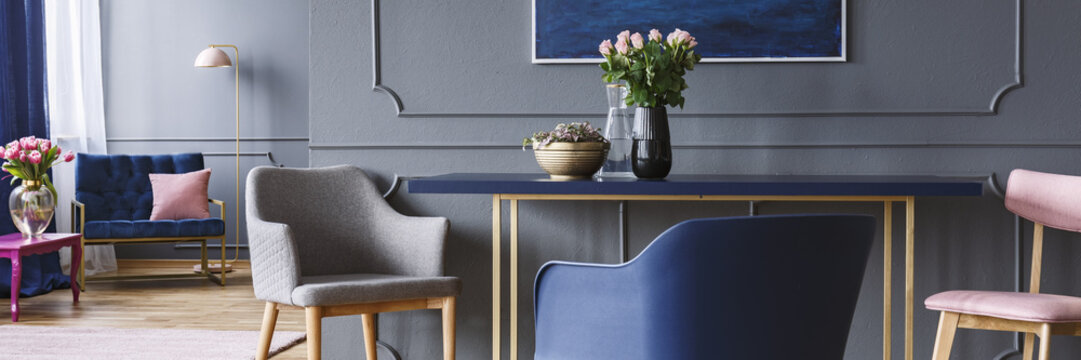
(630, 33, 644, 49)
(63, 151, 75, 162)
(6, 141, 19, 151)
(38, 139, 51, 152)
(20, 136, 36, 150)
(598, 39, 614, 56)
(18, 151, 27, 162)
(2, 149, 14, 160)
(28, 150, 42, 164)
(614, 40, 628, 55)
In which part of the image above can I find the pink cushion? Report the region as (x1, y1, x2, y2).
(925, 290, 1081, 323)
(1005, 169, 1081, 232)
(148, 168, 212, 220)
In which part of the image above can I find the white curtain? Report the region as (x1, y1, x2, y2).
(45, 0, 116, 276)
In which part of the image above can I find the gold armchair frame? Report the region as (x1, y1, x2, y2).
(72, 198, 228, 289)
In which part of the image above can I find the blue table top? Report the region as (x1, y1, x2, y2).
(408, 173, 985, 197)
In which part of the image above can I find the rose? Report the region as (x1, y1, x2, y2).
(63, 151, 75, 162)
(688, 37, 698, 49)
(630, 33, 644, 49)
(648, 29, 662, 43)
(598, 39, 614, 56)
(614, 40, 628, 55)
(616, 30, 630, 45)
(667, 29, 693, 47)
(677, 29, 692, 44)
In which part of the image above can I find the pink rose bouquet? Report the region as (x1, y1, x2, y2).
(598, 28, 702, 109)
(2, 136, 74, 198)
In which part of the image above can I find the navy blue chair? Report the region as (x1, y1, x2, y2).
(533, 214, 875, 360)
(73, 153, 226, 288)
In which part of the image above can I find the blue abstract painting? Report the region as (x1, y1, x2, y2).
(533, 0, 845, 63)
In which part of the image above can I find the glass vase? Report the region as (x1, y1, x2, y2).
(9, 180, 54, 238)
(597, 84, 634, 178)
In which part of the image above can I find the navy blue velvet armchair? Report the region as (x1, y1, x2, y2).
(73, 153, 226, 288)
(533, 214, 875, 360)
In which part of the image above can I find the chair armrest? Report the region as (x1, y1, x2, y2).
(247, 217, 302, 305)
(533, 261, 645, 360)
(70, 200, 85, 234)
(208, 198, 226, 220)
(373, 214, 450, 277)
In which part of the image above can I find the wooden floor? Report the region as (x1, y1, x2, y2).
(4, 260, 307, 359)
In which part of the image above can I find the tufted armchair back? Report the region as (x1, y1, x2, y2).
(75, 153, 206, 221)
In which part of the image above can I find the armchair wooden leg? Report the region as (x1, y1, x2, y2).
(931, 311, 959, 360)
(257, 302, 279, 360)
(220, 237, 227, 286)
(200, 240, 209, 276)
(1024, 332, 1036, 360)
(362, 313, 378, 360)
(442, 296, 456, 360)
(306, 307, 323, 360)
(1038, 323, 1052, 360)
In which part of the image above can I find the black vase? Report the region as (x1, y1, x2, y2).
(631, 107, 672, 179)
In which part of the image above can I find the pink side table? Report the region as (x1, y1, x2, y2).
(0, 233, 82, 322)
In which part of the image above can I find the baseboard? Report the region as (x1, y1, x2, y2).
(117, 259, 251, 270)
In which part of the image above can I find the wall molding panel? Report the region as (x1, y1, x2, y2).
(369, 0, 1023, 119)
(107, 137, 310, 142)
(310, 139, 1079, 151)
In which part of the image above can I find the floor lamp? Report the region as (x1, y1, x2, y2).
(194, 44, 240, 272)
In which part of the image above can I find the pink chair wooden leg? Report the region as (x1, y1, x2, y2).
(10, 255, 21, 322)
(70, 245, 81, 302)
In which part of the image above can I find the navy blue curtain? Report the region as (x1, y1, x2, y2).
(0, 0, 69, 297)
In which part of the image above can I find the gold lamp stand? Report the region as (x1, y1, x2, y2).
(194, 44, 241, 272)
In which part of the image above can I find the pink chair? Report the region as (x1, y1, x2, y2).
(926, 169, 1081, 360)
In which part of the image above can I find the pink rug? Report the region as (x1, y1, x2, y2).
(0, 325, 305, 359)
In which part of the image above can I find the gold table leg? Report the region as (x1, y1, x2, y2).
(906, 197, 915, 360)
(492, 195, 501, 360)
(510, 199, 518, 360)
(884, 201, 893, 360)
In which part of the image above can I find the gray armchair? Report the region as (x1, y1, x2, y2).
(247, 165, 460, 360)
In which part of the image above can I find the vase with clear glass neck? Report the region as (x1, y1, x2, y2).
(597, 84, 634, 178)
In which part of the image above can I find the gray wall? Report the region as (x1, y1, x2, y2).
(310, 0, 1081, 359)
(101, 0, 310, 258)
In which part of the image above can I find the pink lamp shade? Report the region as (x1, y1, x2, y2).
(194, 47, 232, 68)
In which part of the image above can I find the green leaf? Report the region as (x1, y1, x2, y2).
(43, 174, 58, 200)
(632, 87, 647, 106)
